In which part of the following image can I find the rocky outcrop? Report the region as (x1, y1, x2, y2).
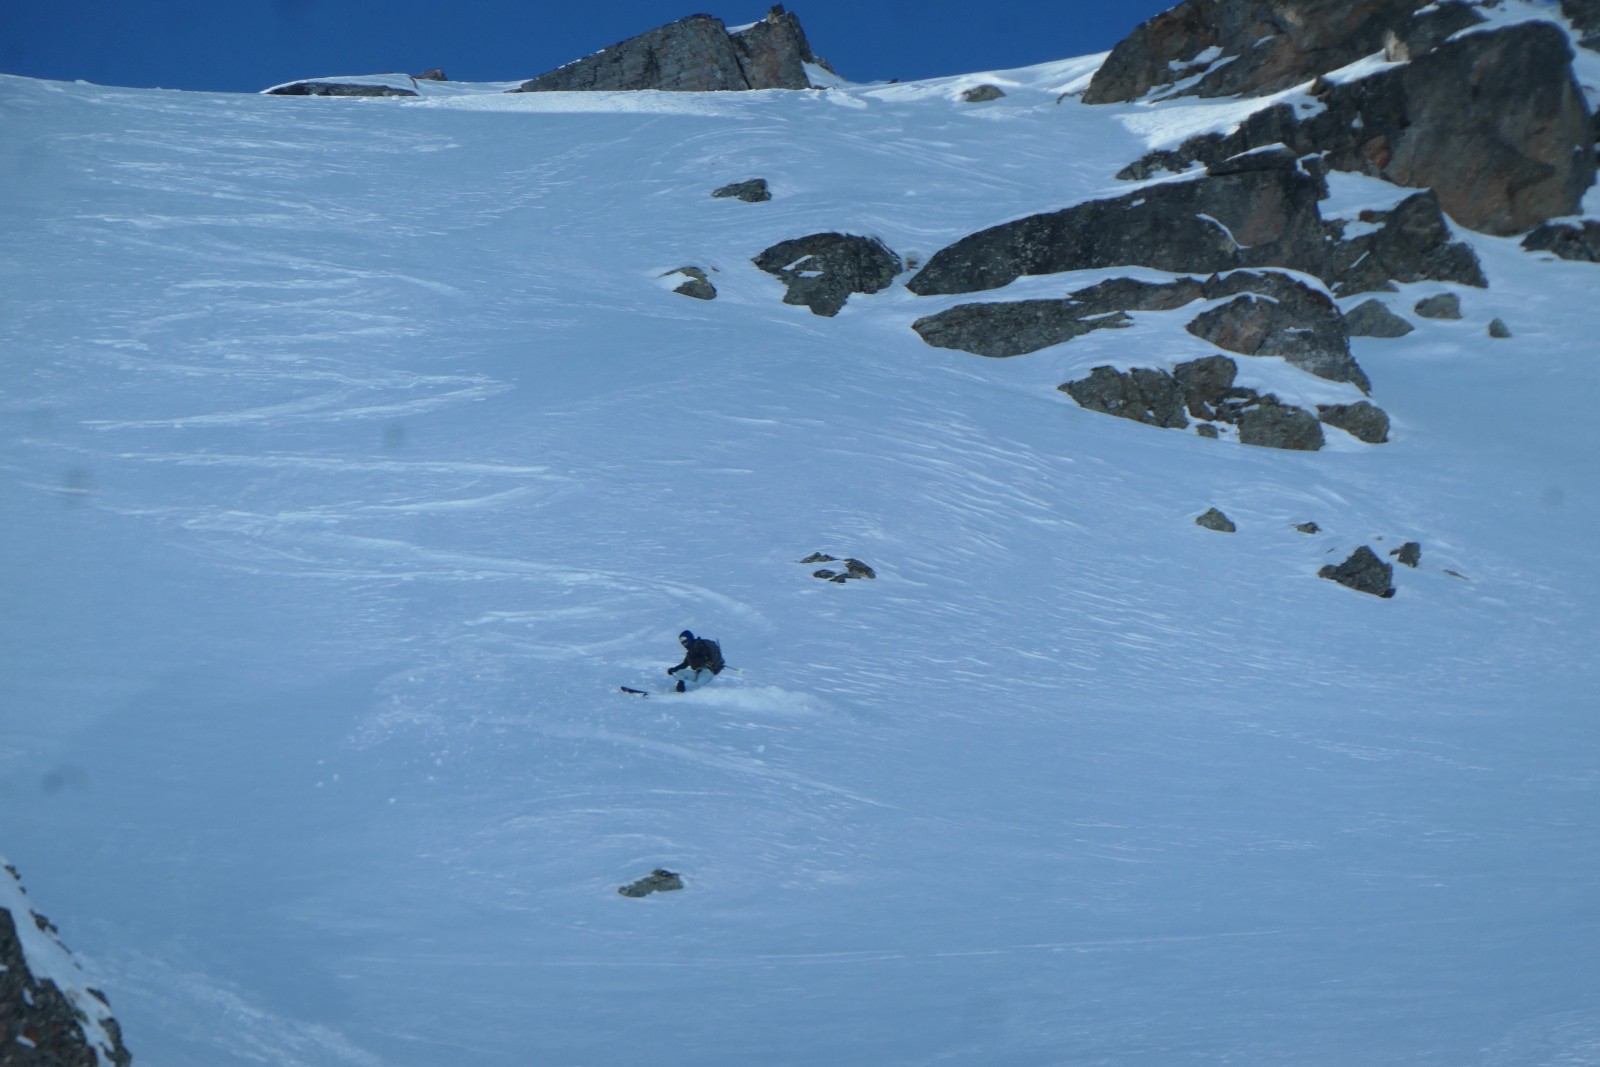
(1108, 22, 1595, 237)
(415, 67, 447, 81)
(515, 6, 822, 93)
(1183, 272, 1368, 390)
(1196, 507, 1237, 532)
(1, 864, 132, 1066)
(1391, 541, 1423, 567)
(265, 81, 417, 97)
(1522, 219, 1600, 261)
(911, 301, 1131, 358)
(754, 233, 901, 316)
(1343, 299, 1414, 338)
(1061, 366, 1190, 430)
(1319, 546, 1396, 597)
(712, 178, 772, 203)
(1322, 192, 1488, 296)
(1082, 0, 1448, 104)
(1237, 396, 1325, 450)
(1488, 317, 1513, 339)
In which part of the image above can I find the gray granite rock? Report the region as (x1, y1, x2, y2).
(1319, 546, 1396, 597)
(754, 233, 901, 316)
(1343, 299, 1414, 338)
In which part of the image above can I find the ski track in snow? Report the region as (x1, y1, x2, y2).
(4, 20, 1600, 1066)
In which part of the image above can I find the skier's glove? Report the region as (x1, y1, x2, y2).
(666, 667, 678, 676)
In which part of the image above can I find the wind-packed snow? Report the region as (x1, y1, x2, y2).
(2, 17, 1598, 1065)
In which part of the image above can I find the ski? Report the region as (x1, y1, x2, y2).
(619, 686, 651, 697)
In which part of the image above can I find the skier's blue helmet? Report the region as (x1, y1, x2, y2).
(679, 630, 695, 644)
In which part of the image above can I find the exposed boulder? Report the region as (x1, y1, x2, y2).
(754, 233, 901, 316)
(1, 864, 132, 1066)
(1317, 400, 1390, 444)
(415, 67, 447, 81)
(1324, 192, 1487, 296)
(1391, 541, 1423, 567)
(1196, 507, 1237, 532)
(1343, 299, 1414, 338)
(618, 869, 683, 898)
(1184, 272, 1369, 390)
(912, 301, 1130, 357)
(712, 178, 772, 203)
(1319, 546, 1396, 597)
(1488, 317, 1513, 339)
(1059, 366, 1188, 429)
(514, 6, 822, 93)
(1414, 293, 1463, 320)
(907, 161, 1327, 296)
(1083, 0, 1446, 104)
(1521, 219, 1600, 262)
(1236, 396, 1324, 450)
(1171, 354, 1239, 419)
(664, 266, 716, 300)
(1295, 521, 1322, 534)
(961, 84, 1007, 103)
(265, 81, 418, 97)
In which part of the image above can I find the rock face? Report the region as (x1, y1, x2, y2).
(1319, 546, 1396, 597)
(1317, 401, 1390, 444)
(753, 233, 901, 316)
(515, 6, 822, 93)
(1, 865, 132, 1066)
(1563, 0, 1600, 49)
(1105, 21, 1595, 236)
(1522, 219, 1600, 261)
(1083, 0, 1441, 104)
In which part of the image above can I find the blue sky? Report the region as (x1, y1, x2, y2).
(1, 1, 1176, 92)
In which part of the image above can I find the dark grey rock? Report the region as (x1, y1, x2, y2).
(1295, 522, 1322, 534)
(843, 558, 877, 579)
(415, 67, 447, 81)
(1414, 293, 1463, 320)
(1172, 354, 1238, 419)
(1237, 397, 1324, 451)
(912, 301, 1130, 357)
(515, 6, 820, 93)
(962, 84, 1006, 103)
(1488, 317, 1512, 339)
(1319, 545, 1396, 597)
(799, 552, 836, 564)
(1392, 541, 1422, 567)
(1196, 424, 1220, 439)
(1184, 272, 1369, 391)
(907, 164, 1328, 296)
(712, 178, 772, 203)
(1196, 507, 1237, 532)
(813, 569, 840, 580)
(1, 870, 133, 1066)
(1521, 219, 1600, 262)
(1060, 366, 1188, 429)
(265, 81, 418, 97)
(665, 266, 716, 301)
(619, 869, 684, 897)
(1317, 401, 1391, 444)
(1326, 192, 1488, 296)
(754, 233, 901, 316)
(1344, 299, 1414, 338)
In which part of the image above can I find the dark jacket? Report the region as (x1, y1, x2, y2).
(671, 637, 724, 675)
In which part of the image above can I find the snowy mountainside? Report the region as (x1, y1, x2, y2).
(2, 17, 1599, 1066)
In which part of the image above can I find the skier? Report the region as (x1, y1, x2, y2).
(666, 630, 725, 692)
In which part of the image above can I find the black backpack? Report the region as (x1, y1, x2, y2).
(693, 637, 725, 674)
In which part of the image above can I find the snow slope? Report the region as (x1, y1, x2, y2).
(2, 23, 1598, 1067)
